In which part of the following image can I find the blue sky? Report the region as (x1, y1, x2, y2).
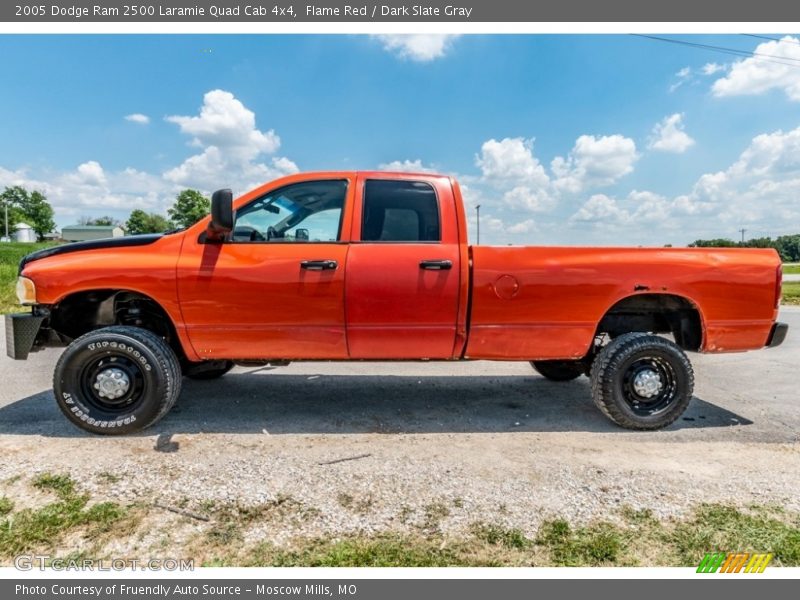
(1, 34, 800, 245)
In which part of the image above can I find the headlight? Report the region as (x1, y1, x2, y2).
(15, 277, 36, 305)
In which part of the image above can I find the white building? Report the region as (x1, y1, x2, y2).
(13, 222, 37, 243)
(61, 225, 125, 242)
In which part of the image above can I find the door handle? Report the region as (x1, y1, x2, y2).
(300, 259, 338, 271)
(419, 259, 453, 270)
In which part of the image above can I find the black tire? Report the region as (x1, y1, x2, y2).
(53, 326, 182, 435)
(590, 332, 694, 430)
(531, 360, 585, 381)
(185, 361, 234, 380)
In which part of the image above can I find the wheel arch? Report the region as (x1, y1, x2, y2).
(47, 288, 192, 361)
(595, 292, 706, 351)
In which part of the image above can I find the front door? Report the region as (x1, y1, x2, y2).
(177, 178, 353, 360)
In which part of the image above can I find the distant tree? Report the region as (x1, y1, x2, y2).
(168, 189, 210, 229)
(775, 235, 800, 262)
(0, 186, 55, 241)
(688, 238, 739, 248)
(126, 210, 173, 235)
(80, 216, 121, 227)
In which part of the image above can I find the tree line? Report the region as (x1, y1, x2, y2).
(0, 187, 211, 239)
(689, 236, 800, 262)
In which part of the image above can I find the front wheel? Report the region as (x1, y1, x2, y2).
(531, 360, 585, 381)
(589, 332, 694, 430)
(53, 326, 182, 435)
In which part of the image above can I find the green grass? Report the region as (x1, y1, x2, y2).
(195, 503, 800, 567)
(0, 241, 57, 314)
(0, 473, 125, 558)
(2, 475, 799, 567)
(782, 264, 800, 275)
(782, 281, 800, 305)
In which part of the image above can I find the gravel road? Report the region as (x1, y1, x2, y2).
(1, 309, 798, 547)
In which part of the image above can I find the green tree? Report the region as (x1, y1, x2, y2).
(80, 216, 121, 227)
(0, 186, 55, 241)
(167, 189, 210, 229)
(126, 210, 173, 235)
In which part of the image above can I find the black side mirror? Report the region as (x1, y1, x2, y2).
(207, 188, 233, 241)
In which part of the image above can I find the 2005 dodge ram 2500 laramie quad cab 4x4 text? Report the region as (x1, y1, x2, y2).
(5, 171, 789, 434)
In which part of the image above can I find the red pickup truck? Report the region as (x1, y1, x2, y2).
(6, 171, 787, 434)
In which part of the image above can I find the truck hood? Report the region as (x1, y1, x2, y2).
(18, 234, 165, 274)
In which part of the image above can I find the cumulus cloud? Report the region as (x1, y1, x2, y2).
(164, 89, 297, 191)
(669, 66, 692, 92)
(124, 113, 150, 125)
(648, 113, 695, 153)
(373, 34, 460, 62)
(378, 159, 438, 173)
(702, 62, 725, 75)
(476, 138, 550, 187)
(712, 36, 800, 100)
(568, 124, 800, 238)
(0, 89, 301, 226)
(551, 134, 638, 193)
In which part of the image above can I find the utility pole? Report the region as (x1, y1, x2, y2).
(738, 228, 747, 244)
(476, 204, 481, 245)
(3, 200, 7, 241)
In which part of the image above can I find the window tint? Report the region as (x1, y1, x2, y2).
(361, 180, 440, 242)
(233, 180, 346, 243)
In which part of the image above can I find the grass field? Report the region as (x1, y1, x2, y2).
(783, 281, 800, 305)
(783, 264, 800, 275)
(0, 242, 56, 314)
(1, 473, 799, 567)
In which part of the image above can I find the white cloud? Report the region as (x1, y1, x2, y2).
(712, 36, 800, 101)
(378, 159, 437, 173)
(507, 218, 537, 234)
(476, 138, 550, 187)
(570, 194, 629, 224)
(164, 89, 297, 191)
(124, 113, 150, 125)
(373, 34, 460, 62)
(669, 66, 692, 92)
(552, 134, 638, 193)
(648, 113, 695, 153)
(702, 62, 725, 75)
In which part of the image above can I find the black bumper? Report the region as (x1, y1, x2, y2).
(5, 313, 46, 360)
(766, 322, 789, 348)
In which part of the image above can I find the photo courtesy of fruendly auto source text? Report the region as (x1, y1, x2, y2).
(0, 0, 798, 597)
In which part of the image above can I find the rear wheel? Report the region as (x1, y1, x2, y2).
(531, 360, 585, 381)
(590, 332, 693, 430)
(53, 326, 181, 435)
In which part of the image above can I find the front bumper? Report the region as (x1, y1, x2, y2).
(766, 322, 789, 348)
(5, 313, 45, 360)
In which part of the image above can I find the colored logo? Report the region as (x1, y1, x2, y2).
(697, 552, 773, 573)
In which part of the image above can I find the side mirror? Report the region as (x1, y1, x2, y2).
(207, 188, 233, 241)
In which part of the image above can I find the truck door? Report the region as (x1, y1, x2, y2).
(344, 176, 462, 359)
(176, 177, 354, 360)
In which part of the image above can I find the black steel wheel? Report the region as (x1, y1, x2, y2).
(53, 326, 181, 435)
(590, 332, 694, 430)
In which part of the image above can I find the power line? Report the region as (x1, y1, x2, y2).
(741, 34, 800, 45)
(631, 34, 800, 70)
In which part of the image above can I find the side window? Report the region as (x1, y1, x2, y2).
(361, 180, 440, 242)
(233, 180, 347, 243)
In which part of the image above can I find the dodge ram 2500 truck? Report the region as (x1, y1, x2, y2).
(5, 171, 788, 434)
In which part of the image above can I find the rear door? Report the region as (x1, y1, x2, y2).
(344, 175, 462, 359)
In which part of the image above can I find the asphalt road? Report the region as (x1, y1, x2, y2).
(0, 308, 798, 544)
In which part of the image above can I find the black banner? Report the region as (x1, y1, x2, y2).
(4, 579, 799, 600)
(3, 0, 800, 22)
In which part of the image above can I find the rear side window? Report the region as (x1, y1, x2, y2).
(361, 180, 440, 242)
